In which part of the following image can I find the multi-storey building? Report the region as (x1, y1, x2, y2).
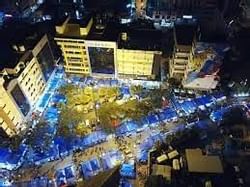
(55, 16, 93, 75)
(117, 31, 162, 80)
(169, 20, 197, 80)
(0, 29, 55, 137)
(55, 16, 163, 80)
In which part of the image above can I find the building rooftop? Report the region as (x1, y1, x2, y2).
(0, 21, 44, 71)
(86, 21, 121, 41)
(55, 14, 92, 39)
(68, 15, 92, 28)
(174, 20, 197, 46)
(118, 28, 163, 51)
(185, 148, 224, 174)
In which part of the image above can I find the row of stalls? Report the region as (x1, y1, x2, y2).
(81, 149, 124, 179)
(68, 76, 119, 87)
(172, 93, 226, 115)
(0, 145, 27, 170)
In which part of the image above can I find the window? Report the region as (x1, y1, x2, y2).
(2, 104, 6, 109)
(68, 63, 82, 67)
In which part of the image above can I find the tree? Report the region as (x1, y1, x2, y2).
(57, 104, 86, 138)
(58, 84, 77, 96)
(130, 85, 143, 96)
(25, 120, 52, 152)
(168, 77, 181, 87)
(222, 107, 247, 127)
(9, 135, 23, 151)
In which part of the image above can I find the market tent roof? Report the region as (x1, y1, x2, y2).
(120, 86, 130, 96)
(0, 144, 26, 165)
(0, 148, 11, 164)
(120, 163, 136, 178)
(81, 157, 102, 179)
(12, 177, 53, 187)
(115, 120, 138, 135)
(101, 150, 123, 171)
(83, 131, 107, 147)
(32, 145, 58, 163)
(65, 165, 75, 179)
(185, 148, 224, 174)
(147, 114, 159, 125)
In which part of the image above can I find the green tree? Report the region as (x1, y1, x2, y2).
(9, 135, 23, 151)
(57, 104, 85, 137)
(58, 83, 77, 96)
(130, 85, 143, 96)
(168, 77, 181, 87)
(25, 120, 52, 152)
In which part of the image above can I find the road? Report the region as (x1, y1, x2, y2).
(13, 119, 180, 184)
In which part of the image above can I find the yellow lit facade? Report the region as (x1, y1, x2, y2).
(117, 49, 161, 79)
(169, 44, 194, 80)
(55, 17, 93, 75)
(55, 17, 161, 80)
(0, 35, 54, 137)
(0, 81, 24, 137)
(55, 38, 90, 75)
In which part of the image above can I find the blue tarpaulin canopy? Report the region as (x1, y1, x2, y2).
(120, 86, 130, 96)
(44, 106, 58, 122)
(51, 94, 66, 103)
(101, 150, 123, 171)
(39, 93, 51, 108)
(65, 166, 75, 179)
(115, 120, 138, 136)
(210, 107, 230, 122)
(85, 77, 93, 84)
(0, 144, 26, 168)
(81, 157, 102, 179)
(83, 131, 107, 147)
(146, 115, 159, 125)
(120, 163, 136, 178)
(32, 145, 58, 164)
(111, 80, 118, 86)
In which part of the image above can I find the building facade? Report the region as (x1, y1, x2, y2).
(169, 21, 197, 81)
(55, 16, 162, 80)
(0, 35, 54, 137)
(117, 49, 161, 80)
(55, 17, 93, 75)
